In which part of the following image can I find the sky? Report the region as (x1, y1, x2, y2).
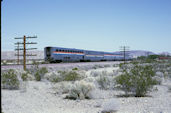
(2, 0, 171, 53)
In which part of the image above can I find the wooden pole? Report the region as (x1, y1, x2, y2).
(23, 36, 26, 70)
(17, 42, 19, 65)
(124, 46, 126, 64)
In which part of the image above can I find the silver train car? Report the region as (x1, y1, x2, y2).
(44, 47, 130, 63)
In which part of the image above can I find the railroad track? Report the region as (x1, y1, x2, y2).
(1, 61, 122, 70)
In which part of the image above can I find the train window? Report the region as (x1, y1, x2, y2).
(56, 49, 58, 52)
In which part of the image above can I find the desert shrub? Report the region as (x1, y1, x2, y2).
(113, 69, 120, 76)
(64, 71, 81, 81)
(101, 98, 120, 113)
(2, 60, 7, 65)
(52, 81, 73, 94)
(39, 67, 48, 75)
(26, 62, 39, 75)
(168, 85, 171, 92)
(21, 72, 28, 81)
(93, 65, 104, 69)
(115, 63, 158, 97)
(58, 70, 83, 81)
(35, 71, 41, 81)
(72, 67, 78, 70)
(66, 80, 95, 100)
(90, 71, 115, 90)
(119, 62, 131, 72)
(90, 71, 99, 77)
(51, 76, 60, 82)
(104, 64, 110, 67)
(96, 72, 114, 90)
(45, 70, 84, 82)
(44, 71, 60, 82)
(19, 70, 35, 81)
(1, 69, 20, 90)
(113, 64, 119, 67)
(97, 75, 110, 90)
(28, 66, 48, 81)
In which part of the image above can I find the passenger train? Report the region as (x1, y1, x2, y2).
(44, 47, 131, 63)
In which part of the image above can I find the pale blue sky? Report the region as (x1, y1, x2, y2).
(2, 0, 171, 53)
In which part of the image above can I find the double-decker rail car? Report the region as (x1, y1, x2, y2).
(44, 46, 130, 63)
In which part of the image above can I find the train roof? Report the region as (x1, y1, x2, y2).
(45, 46, 120, 54)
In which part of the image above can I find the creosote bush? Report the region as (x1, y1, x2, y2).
(1, 69, 20, 90)
(115, 62, 158, 97)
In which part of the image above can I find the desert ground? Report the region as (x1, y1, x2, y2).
(1, 61, 171, 113)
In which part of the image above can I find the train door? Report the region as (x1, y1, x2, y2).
(45, 47, 51, 61)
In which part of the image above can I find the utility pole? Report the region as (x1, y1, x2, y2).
(120, 46, 130, 63)
(23, 36, 26, 70)
(14, 35, 37, 70)
(15, 42, 20, 65)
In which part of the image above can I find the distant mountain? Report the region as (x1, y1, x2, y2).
(158, 52, 171, 56)
(114, 50, 155, 58)
(128, 50, 156, 58)
(1, 51, 44, 60)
